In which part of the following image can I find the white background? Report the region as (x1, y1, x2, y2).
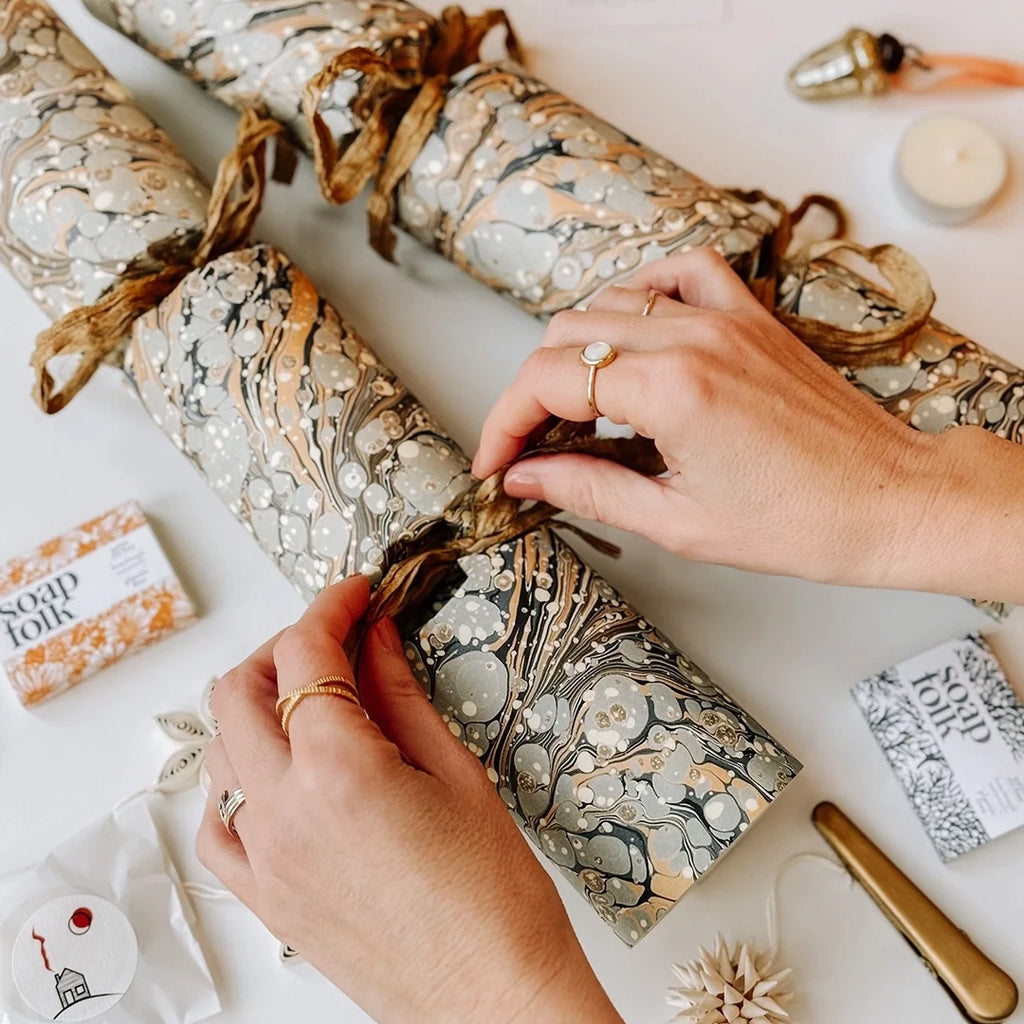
(2, 1, 1023, 1021)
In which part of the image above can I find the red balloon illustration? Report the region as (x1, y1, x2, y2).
(68, 907, 93, 935)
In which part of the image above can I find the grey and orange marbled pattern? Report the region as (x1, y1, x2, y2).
(780, 258, 1024, 442)
(84, 0, 438, 149)
(413, 529, 798, 945)
(396, 62, 771, 315)
(126, 243, 801, 941)
(780, 258, 1020, 620)
(128, 243, 473, 594)
(0, 0, 208, 320)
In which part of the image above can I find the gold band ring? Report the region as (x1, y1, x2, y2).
(641, 289, 660, 317)
(579, 341, 618, 418)
(275, 674, 360, 737)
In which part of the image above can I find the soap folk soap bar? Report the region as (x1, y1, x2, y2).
(0, 502, 196, 706)
(853, 634, 1024, 861)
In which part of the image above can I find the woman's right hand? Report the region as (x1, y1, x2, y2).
(197, 577, 623, 1024)
(474, 249, 1024, 602)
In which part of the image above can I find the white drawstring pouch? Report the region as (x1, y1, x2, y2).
(0, 796, 220, 1023)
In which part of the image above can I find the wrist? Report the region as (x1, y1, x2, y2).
(499, 956, 622, 1024)
(869, 425, 1024, 602)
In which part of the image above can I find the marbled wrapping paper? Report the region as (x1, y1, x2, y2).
(128, 243, 474, 592)
(779, 259, 1024, 442)
(82, 0, 1024, 441)
(0, 0, 208, 320)
(126, 243, 801, 943)
(0, 5, 802, 941)
(413, 529, 796, 944)
(396, 62, 772, 315)
(84, 0, 438, 150)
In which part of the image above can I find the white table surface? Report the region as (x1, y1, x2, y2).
(3, 1, 1024, 1021)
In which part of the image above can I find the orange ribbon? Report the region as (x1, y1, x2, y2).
(893, 52, 1024, 92)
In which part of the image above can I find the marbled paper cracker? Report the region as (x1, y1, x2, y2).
(778, 257, 1020, 621)
(86, 0, 440, 153)
(0, 0, 209, 320)
(128, 243, 473, 593)
(82, 0, 776, 314)
(411, 530, 796, 945)
(125, 242, 800, 942)
(0, 7, 801, 941)
(82, 0, 1024, 443)
(780, 258, 1024, 440)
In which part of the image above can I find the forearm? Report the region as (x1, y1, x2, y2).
(503, 966, 623, 1024)
(877, 426, 1024, 604)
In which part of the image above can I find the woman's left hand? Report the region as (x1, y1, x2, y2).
(198, 576, 622, 1024)
(472, 250, 986, 594)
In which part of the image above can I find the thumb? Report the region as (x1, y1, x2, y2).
(503, 453, 678, 542)
(358, 618, 483, 785)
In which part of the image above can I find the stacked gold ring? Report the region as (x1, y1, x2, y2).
(275, 673, 360, 737)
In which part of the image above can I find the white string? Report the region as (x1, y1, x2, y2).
(109, 785, 235, 905)
(766, 851, 854, 960)
(184, 882, 236, 902)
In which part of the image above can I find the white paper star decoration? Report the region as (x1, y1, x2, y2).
(668, 934, 793, 1023)
(153, 678, 218, 793)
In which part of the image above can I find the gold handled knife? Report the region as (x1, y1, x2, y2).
(812, 802, 1018, 1024)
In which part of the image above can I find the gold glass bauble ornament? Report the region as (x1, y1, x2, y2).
(788, 28, 908, 99)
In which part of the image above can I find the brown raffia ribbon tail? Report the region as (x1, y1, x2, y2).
(367, 423, 665, 629)
(430, 5, 524, 73)
(731, 188, 935, 369)
(777, 239, 935, 367)
(31, 109, 288, 413)
(303, 6, 522, 261)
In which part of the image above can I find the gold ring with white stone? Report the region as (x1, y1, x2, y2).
(580, 341, 618, 418)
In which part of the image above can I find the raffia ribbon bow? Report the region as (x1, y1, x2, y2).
(302, 5, 521, 263)
(736, 189, 936, 367)
(368, 420, 665, 627)
(31, 110, 291, 413)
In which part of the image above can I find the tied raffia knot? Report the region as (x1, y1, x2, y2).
(367, 421, 665, 627)
(736, 188, 936, 368)
(302, 5, 522, 263)
(31, 110, 292, 413)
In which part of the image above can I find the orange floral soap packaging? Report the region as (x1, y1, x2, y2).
(0, 502, 196, 707)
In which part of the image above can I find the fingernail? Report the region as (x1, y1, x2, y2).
(504, 464, 538, 492)
(376, 617, 404, 654)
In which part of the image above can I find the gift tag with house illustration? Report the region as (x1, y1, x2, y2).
(11, 895, 138, 1021)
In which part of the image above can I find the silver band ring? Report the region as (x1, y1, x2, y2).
(579, 341, 618, 418)
(641, 289, 659, 317)
(218, 788, 246, 837)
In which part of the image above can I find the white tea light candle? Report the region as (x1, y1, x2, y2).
(895, 114, 1008, 225)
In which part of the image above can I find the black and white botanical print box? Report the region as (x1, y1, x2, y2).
(853, 634, 1024, 861)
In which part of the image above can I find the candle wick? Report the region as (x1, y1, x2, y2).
(945, 145, 968, 164)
